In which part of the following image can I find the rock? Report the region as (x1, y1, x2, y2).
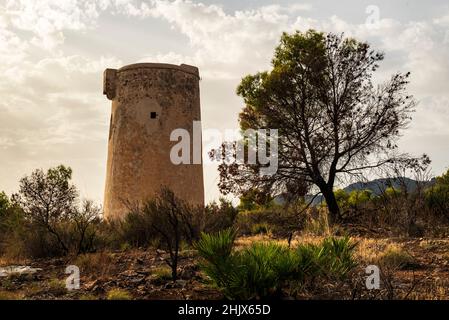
(92, 285, 104, 294)
(136, 269, 152, 275)
(120, 270, 138, 277)
(0, 266, 43, 277)
(128, 277, 145, 285)
(145, 274, 164, 286)
(164, 280, 187, 289)
(84, 280, 99, 291)
(179, 263, 199, 279)
(177, 280, 188, 288)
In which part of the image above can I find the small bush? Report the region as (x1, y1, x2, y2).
(294, 237, 357, 281)
(195, 228, 237, 292)
(117, 187, 202, 281)
(321, 236, 358, 278)
(378, 244, 415, 269)
(196, 230, 295, 299)
(151, 266, 173, 280)
(0, 166, 102, 258)
(47, 279, 67, 296)
(251, 223, 271, 235)
(425, 180, 449, 222)
(236, 207, 305, 238)
(302, 207, 331, 236)
(107, 288, 132, 300)
(203, 198, 238, 233)
(74, 251, 113, 277)
(196, 230, 357, 299)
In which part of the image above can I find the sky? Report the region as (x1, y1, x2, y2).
(0, 0, 449, 205)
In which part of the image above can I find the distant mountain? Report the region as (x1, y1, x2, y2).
(344, 177, 435, 196)
(298, 177, 436, 205)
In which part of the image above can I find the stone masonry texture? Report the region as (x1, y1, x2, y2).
(103, 63, 204, 220)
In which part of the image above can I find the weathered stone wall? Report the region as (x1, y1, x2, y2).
(103, 63, 204, 220)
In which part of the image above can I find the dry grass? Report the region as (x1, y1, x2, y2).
(407, 278, 449, 300)
(107, 288, 132, 300)
(377, 244, 415, 269)
(151, 266, 172, 280)
(0, 290, 23, 300)
(79, 293, 98, 300)
(354, 237, 392, 263)
(0, 256, 29, 267)
(47, 278, 67, 296)
(73, 251, 114, 277)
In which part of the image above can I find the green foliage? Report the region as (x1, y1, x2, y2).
(334, 189, 349, 208)
(15, 165, 78, 255)
(384, 187, 402, 198)
(151, 267, 173, 281)
(238, 190, 274, 211)
(195, 228, 237, 290)
(334, 189, 373, 210)
(251, 223, 271, 235)
(47, 279, 67, 296)
(0, 192, 10, 215)
(229, 243, 292, 299)
(348, 190, 373, 207)
(0, 166, 101, 258)
(196, 230, 357, 299)
(197, 233, 296, 299)
(0, 192, 11, 241)
(215, 29, 415, 224)
(115, 208, 153, 248)
(196, 229, 236, 263)
(204, 198, 239, 233)
(294, 236, 357, 280)
(236, 206, 305, 238)
(321, 236, 358, 278)
(425, 169, 449, 221)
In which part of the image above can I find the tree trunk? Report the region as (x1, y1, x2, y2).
(321, 186, 341, 225)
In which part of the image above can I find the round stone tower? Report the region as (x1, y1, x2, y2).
(103, 63, 204, 220)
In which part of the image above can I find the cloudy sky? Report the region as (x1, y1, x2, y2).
(1, 0, 449, 204)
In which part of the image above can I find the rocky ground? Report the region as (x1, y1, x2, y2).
(1, 235, 449, 300)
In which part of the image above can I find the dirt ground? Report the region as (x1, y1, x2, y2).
(1, 235, 449, 300)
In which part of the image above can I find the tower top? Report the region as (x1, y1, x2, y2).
(117, 63, 199, 78)
(103, 62, 200, 100)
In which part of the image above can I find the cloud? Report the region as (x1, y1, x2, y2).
(3, 0, 106, 49)
(122, 1, 299, 79)
(1, 0, 449, 201)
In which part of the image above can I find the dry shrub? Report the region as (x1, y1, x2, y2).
(74, 251, 114, 277)
(377, 244, 416, 270)
(236, 206, 306, 239)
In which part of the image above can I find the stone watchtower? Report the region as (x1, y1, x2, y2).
(103, 63, 204, 220)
